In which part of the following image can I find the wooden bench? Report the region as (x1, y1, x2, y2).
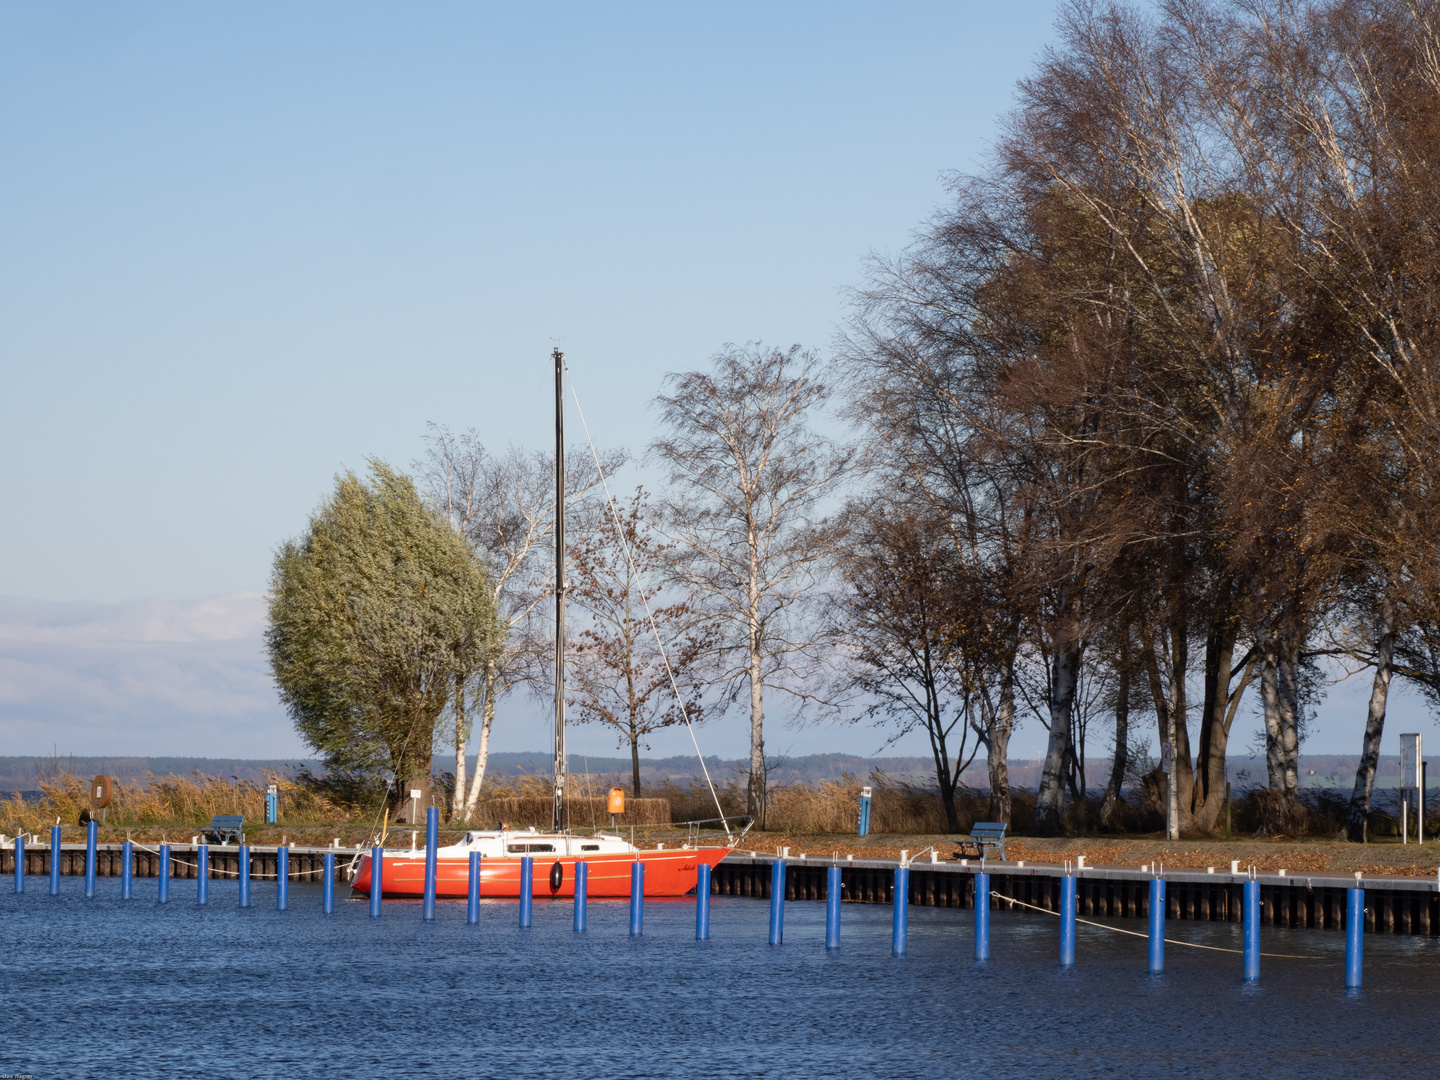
(203, 815, 245, 845)
(953, 821, 1007, 861)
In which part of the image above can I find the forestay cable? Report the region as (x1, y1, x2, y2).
(564, 364, 732, 839)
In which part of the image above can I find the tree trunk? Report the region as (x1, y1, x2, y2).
(631, 726, 643, 800)
(452, 677, 467, 822)
(1258, 622, 1301, 796)
(1099, 637, 1129, 829)
(1191, 620, 1238, 833)
(1035, 634, 1080, 835)
(1347, 599, 1395, 842)
(461, 665, 497, 821)
(986, 666, 1015, 823)
(747, 625, 766, 831)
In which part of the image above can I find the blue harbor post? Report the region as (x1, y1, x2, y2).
(1148, 877, 1165, 974)
(857, 786, 872, 837)
(769, 858, 785, 945)
(1346, 887, 1364, 990)
(893, 865, 910, 956)
(49, 825, 61, 896)
(157, 843, 170, 903)
(1243, 879, 1260, 981)
(826, 865, 842, 949)
(120, 839, 132, 900)
(630, 861, 645, 936)
(467, 852, 481, 925)
(84, 820, 97, 898)
(974, 872, 990, 961)
(276, 845, 289, 911)
(1059, 875, 1077, 967)
(574, 860, 588, 933)
(12, 835, 22, 894)
(238, 845, 251, 908)
(196, 844, 208, 905)
(369, 846, 384, 918)
(422, 807, 439, 922)
(265, 784, 278, 824)
(323, 852, 335, 915)
(695, 863, 710, 940)
(519, 856, 534, 928)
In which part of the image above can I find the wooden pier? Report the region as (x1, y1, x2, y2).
(712, 855, 1440, 937)
(0, 843, 362, 882)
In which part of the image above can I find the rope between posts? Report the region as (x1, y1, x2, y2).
(128, 844, 350, 880)
(990, 891, 1324, 959)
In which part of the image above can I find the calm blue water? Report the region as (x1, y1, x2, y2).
(3, 875, 1438, 1078)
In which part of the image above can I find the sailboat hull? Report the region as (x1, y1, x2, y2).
(351, 846, 729, 899)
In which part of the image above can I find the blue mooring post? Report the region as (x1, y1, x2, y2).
(769, 858, 785, 945)
(974, 872, 990, 961)
(323, 852, 335, 915)
(422, 807, 438, 922)
(1059, 875, 1077, 967)
(1148, 877, 1165, 974)
(196, 844, 209, 905)
(49, 825, 61, 896)
(84, 820, 97, 898)
(575, 860, 589, 933)
(630, 861, 644, 936)
(13, 835, 23, 894)
(893, 865, 909, 956)
(277, 846, 289, 911)
(826, 865, 841, 949)
(369, 847, 383, 918)
(1346, 887, 1364, 990)
(519, 856, 534, 928)
(467, 852, 481, 925)
(121, 840, 132, 900)
(1243, 879, 1260, 981)
(695, 863, 710, 940)
(238, 845, 250, 908)
(158, 844, 170, 903)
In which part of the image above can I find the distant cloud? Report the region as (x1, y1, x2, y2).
(0, 593, 306, 757)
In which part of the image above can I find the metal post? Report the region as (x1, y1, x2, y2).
(196, 844, 208, 905)
(369, 847, 383, 918)
(158, 844, 170, 903)
(49, 825, 61, 896)
(519, 856, 534, 928)
(12, 835, 22, 894)
(1243, 879, 1260, 981)
(574, 860, 589, 932)
(1346, 888, 1364, 989)
(238, 845, 250, 908)
(1148, 877, 1165, 974)
(85, 820, 97, 898)
(468, 852, 481, 924)
(323, 852, 335, 914)
(120, 840, 132, 900)
(422, 807, 438, 922)
(858, 786, 873, 837)
(768, 858, 785, 945)
(695, 863, 710, 940)
(974, 872, 990, 961)
(276, 846, 289, 911)
(825, 865, 841, 949)
(1059, 875, 1076, 967)
(893, 865, 909, 956)
(629, 861, 644, 936)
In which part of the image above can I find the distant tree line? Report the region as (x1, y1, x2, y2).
(268, 0, 1440, 839)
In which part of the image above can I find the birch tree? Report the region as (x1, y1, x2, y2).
(652, 344, 851, 828)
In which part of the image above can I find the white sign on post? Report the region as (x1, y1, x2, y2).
(1401, 733, 1422, 790)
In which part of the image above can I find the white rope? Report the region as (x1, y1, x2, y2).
(128, 843, 346, 880)
(991, 892, 1324, 959)
(564, 364, 731, 839)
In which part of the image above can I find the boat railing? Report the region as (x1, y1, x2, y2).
(679, 815, 754, 848)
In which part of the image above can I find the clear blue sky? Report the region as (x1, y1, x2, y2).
(1, 0, 1422, 763)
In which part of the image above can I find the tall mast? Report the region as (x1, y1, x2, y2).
(552, 347, 567, 832)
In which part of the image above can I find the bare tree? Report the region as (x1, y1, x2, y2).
(566, 488, 718, 798)
(652, 343, 851, 828)
(417, 426, 624, 821)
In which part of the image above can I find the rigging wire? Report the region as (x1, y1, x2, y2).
(563, 362, 732, 839)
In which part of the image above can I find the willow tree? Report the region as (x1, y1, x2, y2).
(267, 460, 499, 817)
